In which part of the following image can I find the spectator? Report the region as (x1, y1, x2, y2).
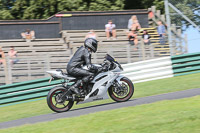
(128, 30, 138, 50)
(8, 46, 19, 65)
(148, 11, 154, 20)
(131, 19, 141, 31)
(127, 15, 141, 31)
(142, 30, 151, 45)
(21, 29, 35, 42)
(105, 20, 116, 40)
(128, 15, 137, 31)
(157, 21, 166, 45)
(0, 47, 6, 66)
(85, 29, 97, 39)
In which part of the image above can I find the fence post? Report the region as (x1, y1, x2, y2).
(150, 44, 155, 58)
(184, 34, 188, 53)
(7, 57, 12, 84)
(161, 15, 166, 22)
(177, 29, 183, 54)
(4, 58, 9, 84)
(156, 10, 161, 18)
(171, 24, 177, 55)
(140, 37, 146, 60)
(27, 59, 31, 80)
(126, 45, 131, 63)
(151, 6, 157, 27)
(45, 55, 51, 77)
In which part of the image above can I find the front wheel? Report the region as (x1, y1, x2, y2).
(108, 77, 134, 102)
(47, 86, 74, 113)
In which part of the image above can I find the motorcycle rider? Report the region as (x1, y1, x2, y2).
(67, 38, 104, 96)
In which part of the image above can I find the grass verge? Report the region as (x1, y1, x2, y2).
(1, 95, 200, 133)
(0, 73, 200, 123)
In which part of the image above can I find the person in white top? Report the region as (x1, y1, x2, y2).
(85, 29, 97, 39)
(105, 20, 116, 40)
(127, 15, 141, 31)
(8, 46, 19, 65)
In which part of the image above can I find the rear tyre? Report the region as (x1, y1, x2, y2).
(47, 86, 74, 113)
(108, 77, 134, 102)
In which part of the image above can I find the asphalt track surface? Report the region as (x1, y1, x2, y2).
(1, 88, 200, 129)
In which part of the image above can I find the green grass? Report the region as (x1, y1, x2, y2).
(1, 95, 200, 133)
(0, 73, 200, 123)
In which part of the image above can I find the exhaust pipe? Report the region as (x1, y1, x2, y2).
(66, 95, 84, 101)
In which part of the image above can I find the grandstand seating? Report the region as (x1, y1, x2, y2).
(0, 28, 170, 85)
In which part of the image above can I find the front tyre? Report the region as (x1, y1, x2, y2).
(108, 77, 134, 102)
(47, 86, 74, 113)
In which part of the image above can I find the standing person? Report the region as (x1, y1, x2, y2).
(85, 29, 97, 39)
(142, 30, 151, 45)
(157, 21, 166, 45)
(128, 30, 138, 50)
(105, 20, 117, 40)
(0, 47, 6, 66)
(8, 46, 19, 65)
(67, 38, 105, 95)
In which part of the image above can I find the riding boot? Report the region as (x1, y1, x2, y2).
(69, 80, 82, 96)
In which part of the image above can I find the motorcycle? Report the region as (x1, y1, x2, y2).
(46, 54, 134, 113)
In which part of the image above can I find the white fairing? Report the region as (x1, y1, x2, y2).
(46, 63, 125, 104)
(46, 71, 63, 78)
(46, 70, 76, 80)
(78, 63, 123, 104)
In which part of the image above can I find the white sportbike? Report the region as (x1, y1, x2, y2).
(46, 54, 134, 113)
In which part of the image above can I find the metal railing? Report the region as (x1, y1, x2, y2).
(1, 52, 200, 106)
(0, 56, 51, 85)
(0, 40, 171, 85)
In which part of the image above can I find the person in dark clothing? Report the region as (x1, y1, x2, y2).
(142, 30, 151, 45)
(67, 38, 103, 95)
(128, 30, 138, 46)
(0, 47, 6, 65)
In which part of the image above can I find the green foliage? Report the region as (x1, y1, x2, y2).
(169, 0, 200, 29)
(0, 10, 14, 19)
(124, 0, 164, 12)
(88, 0, 124, 11)
(0, 0, 125, 19)
(0, 0, 198, 29)
(153, 0, 164, 13)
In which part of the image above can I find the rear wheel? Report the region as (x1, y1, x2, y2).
(108, 77, 134, 102)
(47, 86, 74, 113)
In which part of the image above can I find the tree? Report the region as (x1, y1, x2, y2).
(0, 0, 199, 31)
(7, 0, 125, 19)
(0, 0, 14, 19)
(169, 0, 200, 30)
(124, 0, 164, 13)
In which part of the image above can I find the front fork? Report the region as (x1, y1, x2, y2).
(112, 75, 125, 92)
(112, 80, 123, 92)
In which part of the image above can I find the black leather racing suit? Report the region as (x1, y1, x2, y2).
(67, 46, 98, 83)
